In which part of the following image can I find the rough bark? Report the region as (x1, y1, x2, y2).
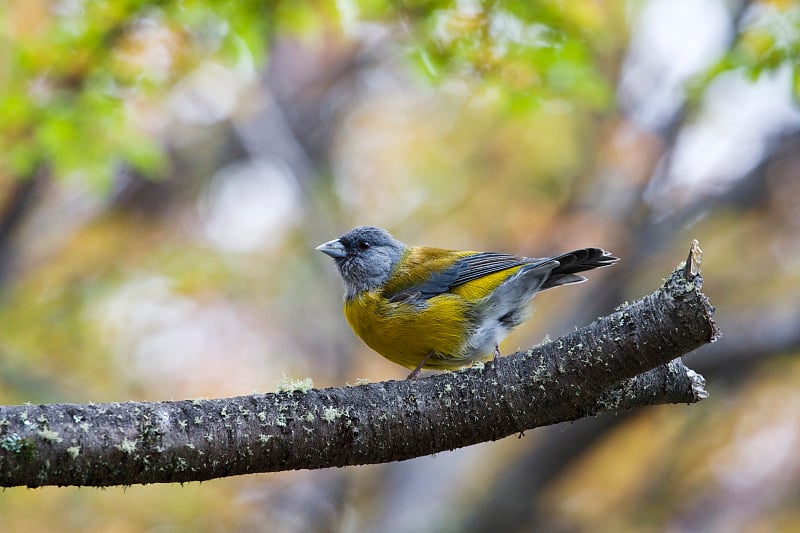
(0, 243, 717, 488)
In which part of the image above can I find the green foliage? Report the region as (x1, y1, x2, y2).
(4, 0, 797, 190)
(0, 0, 620, 189)
(389, 0, 617, 112)
(690, 3, 800, 101)
(0, 0, 281, 187)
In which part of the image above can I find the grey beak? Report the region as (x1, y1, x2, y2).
(315, 239, 347, 259)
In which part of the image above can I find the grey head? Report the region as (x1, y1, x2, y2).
(316, 226, 406, 299)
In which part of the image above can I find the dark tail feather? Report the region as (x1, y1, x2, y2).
(541, 248, 618, 290)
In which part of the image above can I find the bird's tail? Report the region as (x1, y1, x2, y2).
(541, 248, 618, 290)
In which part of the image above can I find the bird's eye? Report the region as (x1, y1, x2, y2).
(357, 240, 370, 251)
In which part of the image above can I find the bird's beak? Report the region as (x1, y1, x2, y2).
(315, 239, 347, 259)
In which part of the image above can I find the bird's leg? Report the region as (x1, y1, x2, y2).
(493, 344, 501, 360)
(407, 352, 433, 380)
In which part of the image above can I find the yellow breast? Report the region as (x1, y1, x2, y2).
(343, 291, 473, 370)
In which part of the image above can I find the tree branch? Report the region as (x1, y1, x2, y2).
(0, 244, 717, 487)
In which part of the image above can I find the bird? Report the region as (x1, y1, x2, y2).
(316, 226, 618, 379)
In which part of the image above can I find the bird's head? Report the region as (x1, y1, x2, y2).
(316, 226, 405, 299)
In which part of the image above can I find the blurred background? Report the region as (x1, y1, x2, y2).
(1, 0, 799, 531)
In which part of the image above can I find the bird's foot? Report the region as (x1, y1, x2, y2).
(407, 352, 433, 380)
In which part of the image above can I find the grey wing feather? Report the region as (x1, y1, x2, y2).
(448, 253, 529, 286)
(390, 253, 527, 300)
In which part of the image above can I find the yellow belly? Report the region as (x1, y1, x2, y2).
(343, 291, 474, 370)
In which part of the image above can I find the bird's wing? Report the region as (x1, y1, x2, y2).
(447, 253, 530, 286)
(385, 252, 529, 302)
